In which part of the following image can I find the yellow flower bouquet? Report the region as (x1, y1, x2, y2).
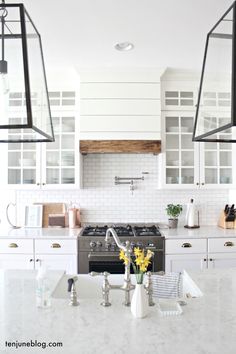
(120, 247, 154, 284)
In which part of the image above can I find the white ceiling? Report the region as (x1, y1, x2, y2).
(14, 0, 234, 71)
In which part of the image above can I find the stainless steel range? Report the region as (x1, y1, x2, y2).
(78, 224, 165, 274)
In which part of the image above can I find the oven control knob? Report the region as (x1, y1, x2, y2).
(105, 243, 111, 250)
(130, 242, 136, 248)
(90, 241, 96, 248)
(96, 241, 102, 248)
(136, 242, 143, 248)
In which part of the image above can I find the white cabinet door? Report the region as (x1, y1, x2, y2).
(165, 254, 207, 272)
(208, 253, 236, 269)
(0, 254, 34, 269)
(35, 255, 77, 274)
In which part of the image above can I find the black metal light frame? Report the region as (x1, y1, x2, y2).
(193, 1, 236, 143)
(0, 2, 54, 142)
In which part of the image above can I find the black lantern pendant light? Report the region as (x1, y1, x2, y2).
(193, 1, 236, 143)
(0, 0, 54, 142)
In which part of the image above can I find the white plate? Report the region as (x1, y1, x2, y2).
(168, 127, 179, 132)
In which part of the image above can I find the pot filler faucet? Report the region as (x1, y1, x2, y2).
(91, 227, 135, 306)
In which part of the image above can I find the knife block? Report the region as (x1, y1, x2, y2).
(218, 210, 236, 229)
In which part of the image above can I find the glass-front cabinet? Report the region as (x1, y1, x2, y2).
(164, 113, 198, 188)
(163, 112, 234, 189)
(5, 90, 80, 189)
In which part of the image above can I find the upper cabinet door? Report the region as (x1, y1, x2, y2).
(161, 81, 198, 111)
(162, 112, 199, 189)
(40, 91, 81, 189)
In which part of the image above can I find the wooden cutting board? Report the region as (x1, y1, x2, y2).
(34, 203, 66, 227)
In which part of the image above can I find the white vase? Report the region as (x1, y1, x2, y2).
(131, 284, 149, 319)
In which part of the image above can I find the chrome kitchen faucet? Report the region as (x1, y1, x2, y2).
(93, 227, 135, 306)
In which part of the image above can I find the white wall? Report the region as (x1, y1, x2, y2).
(15, 154, 228, 226)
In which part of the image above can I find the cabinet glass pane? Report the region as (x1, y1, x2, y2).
(181, 117, 193, 132)
(204, 142, 217, 150)
(220, 151, 232, 166)
(166, 168, 179, 184)
(22, 152, 36, 166)
(8, 169, 20, 184)
(166, 135, 179, 149)
(181, 151, 194, 166)
(8, 152, 21, 167)
(61, 169, 75, 184)
(166, 117, 179, 132)
(205, 151, 218, 166)
(61, 135, 74, 149)
(46, 169, 59, 184)
(219, 141, 232, 150)
(8, 143, 21, 150)
(52, 117, 60, 133)
(23, 170, 36, 184)
(46, 151, 60, 166)
(22, 143, 36, 150)
(181, 135, 194, 149)
(46, 135, 60, 150)
(61, 152, 74, 166)
(220, 168, 232, 184)
(205, 168, 217, 184)
(62, 117, 75, 132)
(166, 151, 179, 166)
(181, 169, 194, 184)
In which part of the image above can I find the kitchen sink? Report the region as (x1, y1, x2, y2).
(51, 271, 203, 300)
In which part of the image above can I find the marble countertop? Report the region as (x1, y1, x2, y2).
(1, 225, 236, 240)
(160, 225, 236, 239)
(0, 227, 82, 239)
(0, 269, 236, 354)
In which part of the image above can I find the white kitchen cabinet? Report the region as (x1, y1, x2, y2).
(166, 236, 236, 271)
(165, 254, 207, 272)
(34, 239, 77, 273)
(165, 238, 208, 272)
(207, 254, 236, 269)
(0, 254, 34, 270)
(0, 238, 34, 270)
(4, 90, 82, 189)
(161, 74, 235, 189)
(0, 238, 77, 273)
(79, 70, 162, 140)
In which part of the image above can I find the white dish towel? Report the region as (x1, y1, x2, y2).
(152, 272, 182, 299)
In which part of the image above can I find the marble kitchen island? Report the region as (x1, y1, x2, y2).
(0, 269, 236, 354)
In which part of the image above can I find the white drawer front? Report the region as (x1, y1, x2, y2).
(166, 239, 207, 254)
(35, 239, 77, 254)
(208, 238, 236, 253)
(0, 239, 33, 254)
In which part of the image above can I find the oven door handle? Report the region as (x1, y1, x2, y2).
(88, 252, 120, 262)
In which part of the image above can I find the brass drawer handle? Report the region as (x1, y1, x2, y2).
(8, 243, 18, 248)
(51, 243, 61, 249)
(181, 242, 192, 248)
(224, 241, 234, 247)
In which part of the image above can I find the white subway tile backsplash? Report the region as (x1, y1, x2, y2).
(15, 154, 228, 226)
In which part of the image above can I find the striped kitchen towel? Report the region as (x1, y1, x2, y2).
(152, 272, 182, 299)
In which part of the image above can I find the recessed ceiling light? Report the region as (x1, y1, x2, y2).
(114, 42, 134, 51)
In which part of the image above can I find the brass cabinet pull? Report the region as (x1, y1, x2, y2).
(224, 241, 234, 247)
(8, 243, 18, 248)
(181, 242, 192, 248)
(51, 243, 61, 249)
